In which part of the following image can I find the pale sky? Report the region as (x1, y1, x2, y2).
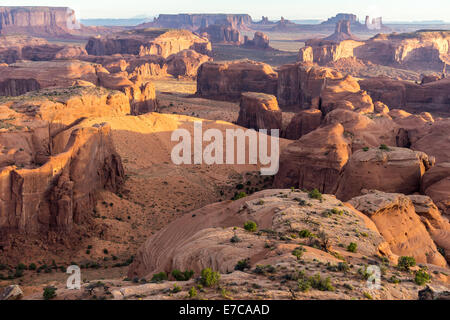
(2, 0, 450, 22)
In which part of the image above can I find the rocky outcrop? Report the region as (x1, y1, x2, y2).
(147, 14, 252, 31)
(237, 92, 282, 131)
(335, 147, 433, 201)
(276, 63, 342, 110)
(322, 20, 359, 43)
(0, 285, 23, 300)
(422, 163, 450, 216)
(349, 191, 447, 267)
(166, 49, 212, 78)
(128, 189, 385, 278)
(419, 286, 450, 300)
(242, 32, 271, 49)
(0, 123, 124, 237)
(0, 6, 77, 37)
(299, 30, 450, 71)
(359, 77, 450, 115)
(0, 78, 40, 96)
(86, 29, 212, 58)
(196, 60, 278, 100)
(274, 123, 351, 193)
(200, 25, 241, 44)
(0, 61, 99, 93)
(412, 119, 450, 163)
(283, 109, 322, 140)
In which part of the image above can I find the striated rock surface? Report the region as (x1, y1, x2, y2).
(128, 189, 385, 278)
(335, 147, 433, 201)
(349, 191, 447, 267)
(274, 123, 351, 193)
(237, 92, 282, 131)
(283, 109, 322, 140)
(422, 163, 450, 217)
(147, 14, 252, 31)
(86, 29, 212, 58)
(200, 24, 241, 44)
(276, 63, 342, 110)
(196, 60, 278, 100)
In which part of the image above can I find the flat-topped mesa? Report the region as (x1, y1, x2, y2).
(146, 14, 252, 31)
(85, 29, 212, 58)
(237, 92, 282, 131)
(0, 6, 78, 37)
(299, 30, 450, 71)
(196, 60, 278, 101)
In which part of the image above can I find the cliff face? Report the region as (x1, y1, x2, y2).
(200, 24, 242, 44)
(86, 29, 212, 58)
(299, 31, 450, 71)
(196, 60, 278, 100)
(0, 6, 76, 37)
(148, 14, 252, 30)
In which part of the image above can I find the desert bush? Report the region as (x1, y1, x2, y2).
(235, 258, 251, 271)
(244, 221, 258, 232)
(151, 272, 168, 282)
(414, 268, 431, 285)
(171, 269, 194, 281)
(200, 268, 220, 287)
(347, 242, 358, 253)
(308, 189, 323, 200)
(397, 256, 416, 271)
(43, 286, 57, 300)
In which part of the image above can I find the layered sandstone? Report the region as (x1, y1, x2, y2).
(86, 29, 212, 58)
(237, 92, 282, 131)
(196, 60, 278, 100)
(200, 25, 241, 44)
(273, 123, 351, 193)
(147, 14, 252, 31)
(335, 147, 433, 201)
(349, 191, 447, 267)
(283, 109, 322, 140)
(242, 32, 271, 49)
(422, 163, 450, 216)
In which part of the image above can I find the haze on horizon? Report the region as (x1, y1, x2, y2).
(2, 0, 450, 23)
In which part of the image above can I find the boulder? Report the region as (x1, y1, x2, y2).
(349, 190, 447, 267)
(335, 147, 433, 201)
(237, 92, 282, 131)
(419, 285, 450, 300)
(166, 49, 212, 78)
(0, 285, 23, 300)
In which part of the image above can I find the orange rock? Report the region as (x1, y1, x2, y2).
(237, 92, 281, 131)
(283, 109, 322, 140)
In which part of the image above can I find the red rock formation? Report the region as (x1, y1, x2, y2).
(86, 29, 212, 58)
(0, 123, 124, 237)
(273, 123, 351, 193)
(200, 24, 242, 44)
(411, 119, 450, 163)
(322, 20, 359, 43)
(0, 78, 40, 96)
(349, 190, 447, 267)
(359, 77, 450, 115)
(335, 147, 433, 201)
(145, 14, 252, 31)
(237, 92, 282, 131)
(166, 50, 212, 78)
(422, 163, 450, 216)
(242, 32, 271, 49)
(276, 63, 342, 110)
(283, 109, 322, 140)
(196, 60, 278, 100)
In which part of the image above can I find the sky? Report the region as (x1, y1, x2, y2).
(2, 0, 450, 22)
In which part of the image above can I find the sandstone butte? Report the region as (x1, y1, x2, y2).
(196, 60, 278, 100)
(237, 92, 282, 131)
(299, 30, 450, 71)
(85, 29, 212, 58)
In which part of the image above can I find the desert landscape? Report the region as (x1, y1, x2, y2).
(0, 3, 449, 305)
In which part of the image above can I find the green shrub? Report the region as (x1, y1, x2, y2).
(28, 263, 37, 270)
(379, 144, 390, 151)
(397, 256, 416, 271)
(244, 221, 258, 232)
(309, 273, 335, 291)
(292, 246, 306, 260)
(363, 147, 369, 152)
(200, 268, 220, 287)
(233, 192, 247, 200)
(308, 189, 323, 200)
(172, 284, 182, 293)
(43, 286, 57, 300)
(363, 292, 373, 300)
(171, 269, 194, 281)
(151, 272, 168, 282)
(188, 286, 198, 298)
(230, 235, 241, 243)
(414, 268, 431, 285)
(235, 258, 251, 271)
(347, 242, 358, 253)
(298, 229, 313, 238)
